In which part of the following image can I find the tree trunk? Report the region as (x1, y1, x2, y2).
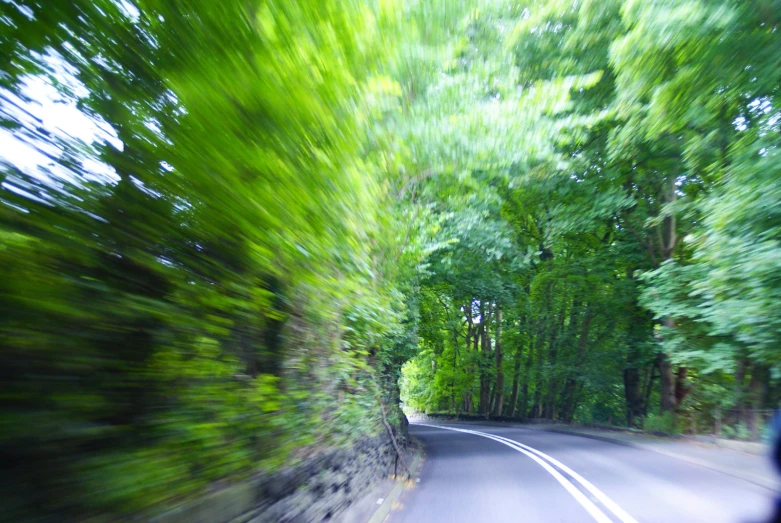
(508, 320, 524, 417)
(560, 377, 576, 422)
(531, 341, 543, 419)
(734, 357, 747, 425)
(659, 352, 676, 413)
(674, 366, 689, 407)
(659, 317, 680, 413)
(477, 301, 486, 415)
(657, 173, 686, 415)
(478, 301, 492, 416)
(451, 313, 461, 414)
(623, 363, 642, 427)
(521, 322, 535, 418)
(747, 364, 769, 439)
(643, 361, 657, 417)
(561, 311, 593, 421)
(543, 309, 565, 419)
(531, 321, 544, 418)
(492, 308, 504, 417)
(463, 392, 472, 414)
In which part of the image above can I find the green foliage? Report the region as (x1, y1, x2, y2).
(0, 0, 418, 519)
(644, 412, 679, 436)
(720, 422, 752, 442)
(399, 0, 780, 436)
(2, 0, 781, 518)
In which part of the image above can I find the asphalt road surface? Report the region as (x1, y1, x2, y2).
(389, 423, 777, 523)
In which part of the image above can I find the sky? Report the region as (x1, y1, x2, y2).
(0, 51, 121, 190)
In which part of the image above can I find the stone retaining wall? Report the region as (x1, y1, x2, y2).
(151, 431, 402, 523)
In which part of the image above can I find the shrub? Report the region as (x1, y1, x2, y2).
(643, 412, 679, 435)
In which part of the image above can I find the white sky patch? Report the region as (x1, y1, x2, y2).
(0, 50, 123, 187)
(5, 0, 34, 20)
(116, 0, 141, 22)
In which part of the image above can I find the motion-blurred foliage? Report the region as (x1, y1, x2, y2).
(2, 0, 781, 519)
(0, 0, 422, 518)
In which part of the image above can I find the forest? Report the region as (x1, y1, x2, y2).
(397, 0, 781, 435)
(1, 0, 780, 519)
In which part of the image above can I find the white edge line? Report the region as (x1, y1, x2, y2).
(419, 424, 612, 523)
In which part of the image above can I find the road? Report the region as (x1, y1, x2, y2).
(389, 423, 777, 523)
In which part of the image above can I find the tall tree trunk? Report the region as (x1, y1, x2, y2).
(747, 363, 769, 438)
(642, 360, 658, 417)
(463, 301, 477, 415)
(554, 300, 581, 418)
(521, 321, 536, 418)
(659, 353, 676, 413)
(451, 314, 461, 414)
(623, 294, 651, 426)
(543, 309, 565, 419)
(508, 316, 525, 417)
(560, 376, 577, 421)
(492, 308, 504, 416)
(659, 318, 678, 413)
(469, 322, 479, 414)
(477, 301, 486, 415)
(674, 366, 689, 407)
(531, 320, 545, 418)
(734, 357, 747, 425)
(657, 173, 687, 415)
(482, 304, 493, 416)
(560, 311, 593, 421)
(478, 301, 493, 416)
(623, 362, 642, 427)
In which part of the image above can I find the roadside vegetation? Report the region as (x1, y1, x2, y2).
(399, 0, 781, 442)
(1, 0, 779, 519)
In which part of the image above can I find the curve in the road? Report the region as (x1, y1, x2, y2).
(418, 424, 638, 523)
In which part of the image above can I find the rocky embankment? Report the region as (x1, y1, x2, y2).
(152, 428, 406, 523)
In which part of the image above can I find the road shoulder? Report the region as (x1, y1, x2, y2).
(339, 440, 424, 523)
(522, 423, 780, 493)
